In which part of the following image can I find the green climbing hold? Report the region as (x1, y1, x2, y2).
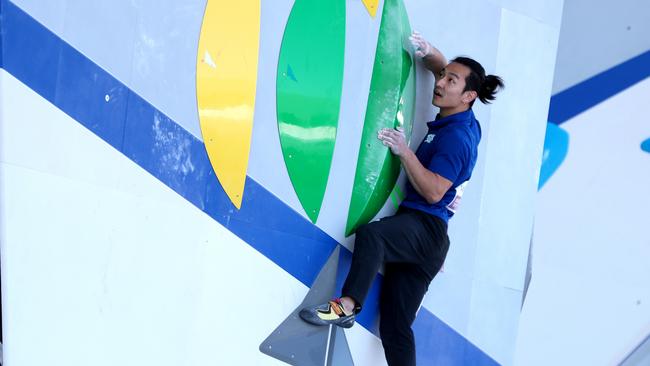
(276, 0, 346, 223)
(346, 0, 416, 236)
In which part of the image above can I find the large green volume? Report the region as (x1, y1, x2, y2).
(346, 0, 416, 235)
(276, 0, 346, 223)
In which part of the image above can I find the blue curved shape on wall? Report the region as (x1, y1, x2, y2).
(642, 138, 650, 154)
(538, 122, 570, 190)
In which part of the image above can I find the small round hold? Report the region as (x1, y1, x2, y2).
(105, 94, 110, 102)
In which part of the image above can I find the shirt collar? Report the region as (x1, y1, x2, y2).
(427, 109, 474, 129)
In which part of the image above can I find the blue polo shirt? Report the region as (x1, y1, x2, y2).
(400, 109, 481, 223)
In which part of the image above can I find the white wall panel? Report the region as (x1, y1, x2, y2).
(0, 71, 383, 365)
(516, 77, 650, 366)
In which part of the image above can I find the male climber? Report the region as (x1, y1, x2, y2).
(299, 31, 504, 366)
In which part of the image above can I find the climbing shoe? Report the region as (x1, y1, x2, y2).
(299, 298, 356, 328)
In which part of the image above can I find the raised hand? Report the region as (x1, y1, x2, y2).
(409, 30, 433, 58)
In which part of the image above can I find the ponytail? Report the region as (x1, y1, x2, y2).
(478, 74, 504, 104)
(451, 56, 504, 107)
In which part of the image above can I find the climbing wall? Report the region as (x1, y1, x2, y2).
(0, 0, 563, 365)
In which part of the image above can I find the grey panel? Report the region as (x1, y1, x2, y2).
(130, 0, 206, 139)
(552, 0, 650, 93)
(16, 0, 207, 140)
(260, 315, 330, 365)
(260, 246, 354, 366)
(62, 0, 138, 92)
(487, 0, 564, 29)
(11, 0, 67, 35)
(327, 326, 354, 366)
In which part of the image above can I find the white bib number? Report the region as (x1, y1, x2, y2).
(446, 181, 468, 214)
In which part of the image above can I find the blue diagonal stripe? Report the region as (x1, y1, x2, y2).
(549, 50, 650, 125)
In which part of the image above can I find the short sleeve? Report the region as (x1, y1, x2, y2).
(427, 133, 469, 183)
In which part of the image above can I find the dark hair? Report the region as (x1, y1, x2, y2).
(451, 56, 504, 107)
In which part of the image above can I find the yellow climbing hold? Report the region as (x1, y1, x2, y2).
(196, 0, 261, 209)
(361, 0, 379, 17)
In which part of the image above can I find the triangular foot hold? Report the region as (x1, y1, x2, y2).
(260, 246, 354, 365)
